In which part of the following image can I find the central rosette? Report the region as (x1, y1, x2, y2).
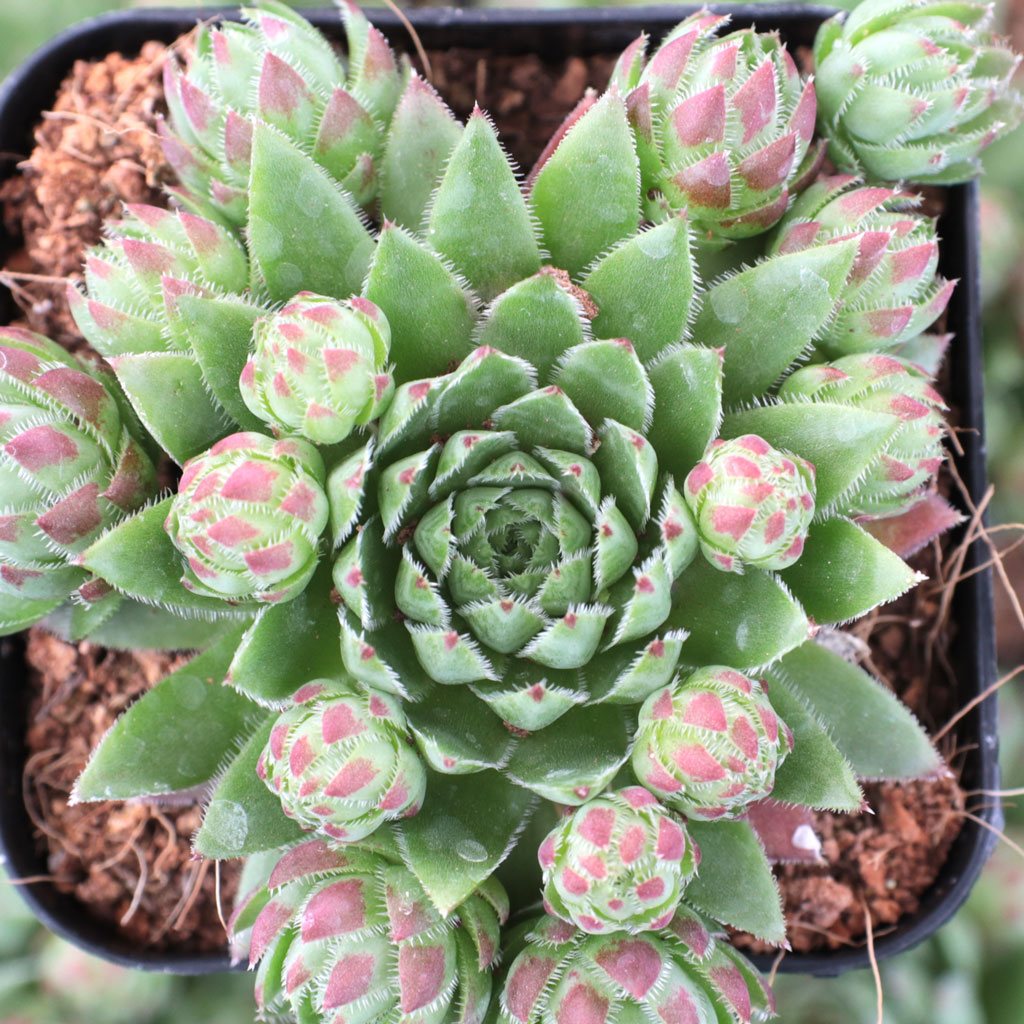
(328, 344, 703, 732)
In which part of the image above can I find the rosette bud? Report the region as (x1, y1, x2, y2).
(769, 176, 954, 355)
(500, 911, 774, 1024)
(780, 353, 946, 517)
(165, 432, 328, 603)
(631, 666, 793, 820)
(236, 836, 508, 1024)
(683, 435, 815, 573)
(240, 292, 393, 445)
(161, 1, 405, 222)
(0, 328, 156, 631)
(257, 678, 426, 842)
(538, 787, 699, 934)
(814, 0, 1024, 183)
(619, 15, 820, 237)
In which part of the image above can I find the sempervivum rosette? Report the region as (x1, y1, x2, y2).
(165, 431, 328, 603)
(230, 836, 508, 1024)
(779, 353, 946, 517)
(608, 11, 820, 237)
(258, 678, 427, 841)
(240, 293, 394, 445)
(0, 328, 157, 632)
(632, 667, 794, 821)
(162, 1, 408, 222)
(330, 340, 701, 743)
(768, 176, 954, 356)
(683, 435, 816, 573)
(538, 787, 699, 934)
(813, 0, 1024, 183)
(500, 912, 773, 1024)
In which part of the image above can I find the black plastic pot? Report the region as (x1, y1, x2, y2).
(0, 3, 1000, 979)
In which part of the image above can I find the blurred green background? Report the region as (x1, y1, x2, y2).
(1, 2, 1023, 1022)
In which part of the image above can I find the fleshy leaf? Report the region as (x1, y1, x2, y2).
(426, 109, 541, 302)
(685, 819, 786, 945)
(721, 403, 901, 510)
(668, 557, 809, 670)
(395, 770, 535, 916)
(248, 122, 373, 302)
(769, 642, 941, 779)
(380, 75, 462, 231)
(503, 704, 631, 804)
(405, 686, 516, 773)
(194, 714, 305, 859)
(226, 563, 343, 705)
(554, 339, 651, 433)
(365, 224, 476, 383)
(74, 625, 254, 801)
(478, 273, 587, 382)
(171, 292, 263, 430)
(582, 215, 697, 363)
(780, 517, 922, 624)
(695, 240, 859, 405)
(530, 92, 640, 276)
(766, 677, 862, 811)
(110, 352, 228, 465)
(81, 498, 251, 617)
(646, 344, 723, 479)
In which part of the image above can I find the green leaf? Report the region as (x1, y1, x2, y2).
(766, 677, 862, 811)
(427, 110, 541, 302)
(395, 770, 535, 916)
(405, 686, 516, 773)
(530, 92, 640, 277)
(646, 344, 723, 479)
(365, 224, 476, 383)
(771, 642, 941, 780)
(110, 352, 228, 465)
(74, 625, 254, 801)
(380, 76, 463, 232)
(780, 517, 922, 624)
(478, 273, 587, 383)
(226, 562, 343, 705)
(503, 704, 632, 803)
(582, 215, 697, 364)
(668, 557, 809, 670)
(172, 292, 263, 430)
(694, 240, 858, 405)
(0, 593, 66, 636)
(194, 714, 305, 859)
(553, 339, 651, 433)
(721, 402, 901, 510)
(685, 820, 786, 945)
(81, 498, 252, 617)
(248, 122, 373, 303)
(54, 598, 243, 651)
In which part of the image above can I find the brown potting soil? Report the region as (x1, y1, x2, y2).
(2, 30, 974, 958)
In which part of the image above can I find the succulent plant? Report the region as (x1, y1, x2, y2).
(257, 678, 426, 841)
(500, 911, 774, 1024)
(813, 0, 1024, 183)
(608, 11, 820, 237)
(632, 667, 794, 821)
(165, 431, 329, 603)
(9, 2, 1007, 1022)
(162, 0, 408, 223)
(683, 435, 816, 573)
(229, 835, 508, 1024)
(240, 293, 394, 445)
(768, 175, 954, 355)
(779, 352, 946, 518)
(0, 327, 156, 633)
(538, 787, 700, 934)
